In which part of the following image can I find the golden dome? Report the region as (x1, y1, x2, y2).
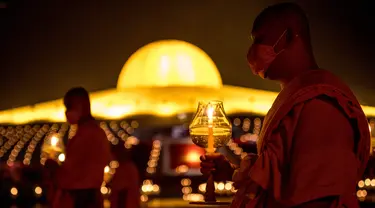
(117, 40, 223, 90)
(2, 40, 375, 124)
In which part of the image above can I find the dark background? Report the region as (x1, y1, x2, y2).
(0, 0, 374, 110)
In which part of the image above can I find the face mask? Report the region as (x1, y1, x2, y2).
(65, 111, 80, 124)
(247, 30, 287, 78)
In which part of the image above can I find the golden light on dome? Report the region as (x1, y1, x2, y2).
(117, 40, 222, 90)
(1, 40, 375, 124)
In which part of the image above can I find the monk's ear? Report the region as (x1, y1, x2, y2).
(285, 28, 294, 44)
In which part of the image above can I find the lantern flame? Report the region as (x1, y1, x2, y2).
(51, 136, 59, 147)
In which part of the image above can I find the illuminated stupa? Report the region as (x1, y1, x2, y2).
(0, 39, 375, 124)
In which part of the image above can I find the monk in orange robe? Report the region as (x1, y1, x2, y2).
(45, 87, 112, 208)
(200, 3, 370, 208)
(108, 144, 140, 208)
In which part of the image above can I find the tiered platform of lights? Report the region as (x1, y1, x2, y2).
(1, 40, 375, 207)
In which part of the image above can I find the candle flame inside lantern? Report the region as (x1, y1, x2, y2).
(206, 104, 215, 153)
(51, 136, 59, 147)
(207, 105, 214, 125)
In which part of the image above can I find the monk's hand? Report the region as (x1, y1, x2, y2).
(200, 153, 234, 181)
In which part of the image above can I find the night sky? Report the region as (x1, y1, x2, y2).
(0, 0, 374, 110)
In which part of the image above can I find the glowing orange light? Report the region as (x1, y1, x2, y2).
(185, 151, 201, 163)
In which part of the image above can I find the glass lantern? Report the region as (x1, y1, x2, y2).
(189, 100, 232, 205)
(189, 101, 232, 153)
(42, 134, 65, 159)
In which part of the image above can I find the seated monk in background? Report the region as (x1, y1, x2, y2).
(108, 144, 140, 208)
(200, 3, 370, 208)
(45, 87, 112, 208)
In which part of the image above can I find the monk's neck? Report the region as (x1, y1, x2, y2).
(278, 50, 318, 86)
(78, 114, 94, 126)
(279, 63, 319, 88)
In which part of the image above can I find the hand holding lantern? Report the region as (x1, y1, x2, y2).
(189, 101, 232, 205)
(42, 135, 65, 160)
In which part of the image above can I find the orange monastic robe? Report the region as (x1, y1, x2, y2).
(231, 69, 370, 208)
(52, 119, 112, 208)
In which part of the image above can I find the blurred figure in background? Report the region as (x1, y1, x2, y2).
(109, 143, 140, 208)
(45, 87, 112, 208)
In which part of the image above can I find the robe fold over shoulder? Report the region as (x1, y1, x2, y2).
(231, 70, 370, 208)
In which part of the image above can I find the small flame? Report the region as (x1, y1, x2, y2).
(104, 166, 110, 173)
(206, 105, 214, 123)
(51, 136, 59, 147)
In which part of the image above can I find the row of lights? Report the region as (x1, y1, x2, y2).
(141, 139, 162, 203)
(233, 117, 262, 133)
(358, 178, 375, 188)
(7, 126, 39, 165)
(140, 179, 160, 203)
(9, 186, 43, 198)
(100, 120, 139, 147)
(0, 126, 25, 135)
(114, 121, 139, 149)
(198, 181, 237, 195)
(101, 122, 119, 145)
(357, 190, 368, 201)
(1, 117, 253, 166)
(0, 127, 23, 159)
(180, 178, 205, 202)
(181, 178, 193, 197)
(23, 125, 50, 165)
(183, 193, 204, 202)
(101, 163, 117, 195)
(100, 160, 122, 199)
(141, 179, 160, 194)
(146, 140, 161, 174)
(0, 120, 142, 166)
(182, 177, 205, 202)
(357, 178, 374, 201)
(179, 178, 236, 202)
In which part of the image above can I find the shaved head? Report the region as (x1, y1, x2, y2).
(64, 87, 92, 124)
(248, 2, 318, 84)
(252, 2, 311, 49)
(64, 87, 91, 112)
